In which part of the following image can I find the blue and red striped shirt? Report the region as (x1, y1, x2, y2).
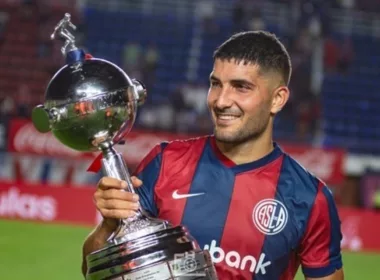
(132, 135, 343, 279)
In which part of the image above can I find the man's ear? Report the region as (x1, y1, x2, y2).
(270, 86, 289, 114)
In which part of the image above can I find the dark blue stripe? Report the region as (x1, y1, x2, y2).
(254, 155, 319, 280)
(231, 142, 283, 174)
(323, 186, 343, 267)
(135, 142, 167, 216)
(302, 257, 342, 278)
(181, 139, 235, 250)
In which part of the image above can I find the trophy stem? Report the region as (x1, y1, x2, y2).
(100, 142, 136, 194)
(100, 141, 140, 242)
(99, 142, 170, 245)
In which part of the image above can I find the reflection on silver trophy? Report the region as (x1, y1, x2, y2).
(31, 13, 218, 280)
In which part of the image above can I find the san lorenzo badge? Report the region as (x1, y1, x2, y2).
(253, 199, 288, 235)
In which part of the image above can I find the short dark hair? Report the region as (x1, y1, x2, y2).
(213, 31, 292, 86)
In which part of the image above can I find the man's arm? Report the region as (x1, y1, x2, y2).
(81, 219, 118, 276)
(299, 183, 344, 279)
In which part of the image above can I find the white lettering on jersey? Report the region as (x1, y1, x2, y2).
(204, 240, 271, 275)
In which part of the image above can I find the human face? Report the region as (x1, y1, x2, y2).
(207, 59, 274, 144)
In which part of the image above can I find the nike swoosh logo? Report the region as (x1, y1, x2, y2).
(172, 189, 205, 200)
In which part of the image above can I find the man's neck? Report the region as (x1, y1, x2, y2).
(215, 135, 274, 165)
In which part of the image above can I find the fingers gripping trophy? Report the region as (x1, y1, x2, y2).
(31, 14, 218, 280)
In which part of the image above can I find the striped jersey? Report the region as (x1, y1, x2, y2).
(132, 135, 343, 279)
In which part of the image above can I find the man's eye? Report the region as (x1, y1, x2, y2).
(234, 84, 250, 90)
(210, 81, 220, 87)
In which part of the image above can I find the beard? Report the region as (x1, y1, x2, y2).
(214, 117, 269, 144)
(212, 109, 271, 145)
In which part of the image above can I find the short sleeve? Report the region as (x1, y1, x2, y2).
(299, 184, 343, 278)
(132, 142, 167, 217)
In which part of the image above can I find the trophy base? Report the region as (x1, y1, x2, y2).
(86, 226, 218, 280)
(109, 250, 217, 280)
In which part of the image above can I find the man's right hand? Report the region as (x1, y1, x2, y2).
(94, 176, 142, 230)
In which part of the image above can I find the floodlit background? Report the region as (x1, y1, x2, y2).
(0, 0, 380, 279)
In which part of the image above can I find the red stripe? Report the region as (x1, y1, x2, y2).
(217, 156, 284, 279)
(299, 181, 331, 268)
(154, 137, 208, 227)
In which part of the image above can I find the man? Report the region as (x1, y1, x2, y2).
(82, 31, 344, 279)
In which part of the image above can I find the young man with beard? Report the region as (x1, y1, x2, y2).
(82, 31, 344, 280)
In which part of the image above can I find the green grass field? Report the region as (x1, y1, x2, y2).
(1, 219, 379, 280)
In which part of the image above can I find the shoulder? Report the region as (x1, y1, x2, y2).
(162, 135, 210, 150)
(277, 151, 330, 223)
(139, 135, 208, 158)
(280, 151, 323, 194)
(280, 151, 338, 217)
(158, 135, 210, 156)
(278, 152, 339, 240)
(136, 135, 210, 168)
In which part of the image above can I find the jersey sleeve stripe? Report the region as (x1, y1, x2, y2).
(301, 184, 343, 277)
(302, 257, 342, 278)
(322, 185, 343, 267)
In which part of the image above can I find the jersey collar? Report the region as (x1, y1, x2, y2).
(209, 135, 283, 173)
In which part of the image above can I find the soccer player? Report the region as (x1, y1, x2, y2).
(82, 31, 344, 280)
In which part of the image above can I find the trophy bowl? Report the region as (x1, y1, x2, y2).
(32, 57, 146, 151)
(31, 13, 218, 280)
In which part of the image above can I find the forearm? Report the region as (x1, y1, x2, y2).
(81, 220, 117, 277)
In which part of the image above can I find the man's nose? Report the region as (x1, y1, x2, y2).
(215, 88, 233, 109)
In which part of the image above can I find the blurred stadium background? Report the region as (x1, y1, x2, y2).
(1, 0, 380, 279)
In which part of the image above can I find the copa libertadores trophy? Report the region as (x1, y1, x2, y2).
(31, 13, 218, 280)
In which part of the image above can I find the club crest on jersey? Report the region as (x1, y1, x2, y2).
(252, 199, 288, 235)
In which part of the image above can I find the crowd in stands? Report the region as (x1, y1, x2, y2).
(0, 0, 375, 142)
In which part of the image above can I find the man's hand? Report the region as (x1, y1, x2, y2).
(93, 176, 143, 230)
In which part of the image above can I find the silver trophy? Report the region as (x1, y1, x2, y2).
(31, 13, 217, 280)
